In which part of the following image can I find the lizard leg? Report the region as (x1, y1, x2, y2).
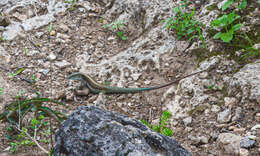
(75, 88, 90, 96)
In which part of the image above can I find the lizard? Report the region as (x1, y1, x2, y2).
(67, 69, 207, 95)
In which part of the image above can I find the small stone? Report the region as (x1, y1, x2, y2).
(251, 124, 260, 131)
(217, 133, 242, 155)
(239, 148, 249, 156)
(39, 69, 50, 75)
(183, 117, 192, 126)
(50, 30, 56, 36)
(59, 23, 69, 32)
(240, 137, 255, 149)
(224, 97, 237, 109)
(217, 109, 231, 123)
(211, 105, 220, 112)
(232, 107, 242, 121)
(107, 36, 116, 41)
(54, 60, 71, 69)
(36, 32, 44, 38)
(233, 128, 246, 134)
(26, 50, 39, 56)
(57, 33, 70, 39)
(199, 136, 209, 144)
(47, 52, 57, 61)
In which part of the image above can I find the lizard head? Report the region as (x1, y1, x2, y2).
(67, 72, 86, 83)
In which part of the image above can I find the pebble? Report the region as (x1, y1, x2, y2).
(217, 133, 242, 155)
(240, 137, 255, 149)
(217, 108, 231, 123)
(26, 50, 39, 56)
(47, 52, 57, 61)
(59, 23, 69, 32)
(211, 105, 220, 112)
(251, 124, 260, 131)
(54, 60, 71, 69)
(239, 148, 249, 156)
(50, 30, 56, 36)
(224, 97, 237, 108)
(232, 107, 242, 121)
(183, 117, 192, 126)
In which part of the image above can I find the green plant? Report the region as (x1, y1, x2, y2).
(141, 111, 173, 137)
(1, 94, 66, 154)
(221, 0, 247, 11)
(9, 67, 25, 78)
(31, 74, 36, 83)
(0, 88, 2, 95)
(211, 11, 242, 43)
(48, 23, 53, 32)
(104, 20, 127, 40)
(64, 0, 78, 11)
(8, 115, 52, 154)
(163, 0, 205, 46)
(24, 48, 27, 54)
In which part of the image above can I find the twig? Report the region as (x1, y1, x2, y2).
(28, 38, 42, 53)
(0, 65, 32, 84)
(14, 126, 49, 154)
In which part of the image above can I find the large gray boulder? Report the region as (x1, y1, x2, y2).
(54, 106, 192, 156)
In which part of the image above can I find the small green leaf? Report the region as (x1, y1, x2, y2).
(121, 36, 127, 40)
(173, 6, 180, 13)
(162, 127, 173, 137)
(232, 24, 242, 31)
(238, 0, 247, 10)
(49, 23, 53, 32)
(220, 30, 233, 43)
(152, 125, 161, 132)
(222, 0, 234, 11)
(213, 32, 222, 39)
(15, 68, 24, 75)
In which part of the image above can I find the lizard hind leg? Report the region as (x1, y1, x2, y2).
(75, 88, 90, 96)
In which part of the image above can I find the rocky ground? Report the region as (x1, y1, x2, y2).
(0, 0, 259, 155)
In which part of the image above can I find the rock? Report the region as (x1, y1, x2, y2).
(239, 148, 249, 156)
(211, 105, 220, 112)
(47, 52, 57, 61)
(240, 137, 255, 149)
(217, 109, 231, 123)
(54, 106, 192, 156)
(36, 32, 44, 38)
(26, 50, 39, 56)
(0, 16, 10, 27)
(224, 97, 237, 108)
(0, 46, 11, 64)
(251, 124, 260, 131)
(217, 133, 242, 155)
(183, 116, 192, 126)
(54, 60, 71, 69)
(232, 107, 243, 121)
(58, 23, 69, 33)
(50, 30, 56, 36)
(228, 61, 260, 103)
(56, 33, 70, 40)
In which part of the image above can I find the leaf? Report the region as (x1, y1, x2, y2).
(15, 68, 24, 75)
(173, 6, 180, 13)
(232, 24, 242, 31)
(238, 0, 247, 10)
(220, 30, 233, 43)
(213, 32, 222, 39)
(222, 0, 234, 11)
(152, 125, 161, 132)
(162, 127, 173, 137)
